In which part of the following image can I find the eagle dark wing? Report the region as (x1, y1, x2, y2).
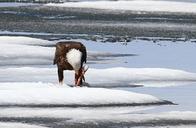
(81, 44, 87, 64)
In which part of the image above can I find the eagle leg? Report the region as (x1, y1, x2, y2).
(58, 68, 64, 85)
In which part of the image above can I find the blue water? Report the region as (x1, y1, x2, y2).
(126, 83, 196, 112)
(83, 39, 196, 72)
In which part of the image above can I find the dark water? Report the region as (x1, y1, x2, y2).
(0, 4, 196, 42)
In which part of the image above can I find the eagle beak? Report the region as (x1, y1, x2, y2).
(75, 65, 89, 86)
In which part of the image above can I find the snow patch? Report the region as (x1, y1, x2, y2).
(0, 106, 153, 118)
(0, 108, 196, 124)
(0, 82, 169, 106)
(0, 36, 52, 45)
(0, 67, 196, 87)
(87, 67, 196, 87)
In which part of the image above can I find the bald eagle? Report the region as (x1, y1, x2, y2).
(53, 41, 88, 86)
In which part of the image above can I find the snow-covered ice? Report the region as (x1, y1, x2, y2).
(0, 106, 153, 118)
(0, 36, 52, 45)
(0, 106, 196, 124)
(0, 67, 196, 87)
(0, 83, 170, 106)
(0, 36, 53, 66)
(46, 0, 196, 13)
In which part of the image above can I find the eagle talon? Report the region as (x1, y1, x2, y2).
(75, 65, 89, 87)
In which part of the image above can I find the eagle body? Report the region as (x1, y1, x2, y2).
(53, 41, 87, 86)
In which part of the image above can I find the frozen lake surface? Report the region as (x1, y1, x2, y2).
(0, 1, 196, 127)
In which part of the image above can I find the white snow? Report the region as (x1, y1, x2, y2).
(0, 36, 54, 65)
(86, 67, 196, 87)
(0, 107, 153, 127)
(0, 82, 166, 106)
(0, 67, 196, 87)
(0, 36, 52, 45)
(0, 107, 196, 124)
(66, 49, 82, 71)
(0, 106, 153, 118)
(46, 0, 196, 13)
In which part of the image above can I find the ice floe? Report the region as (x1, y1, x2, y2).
(0, 107, 196, 125)
(0, 82, 171, 107)
(0, 36, 54, 66)
(0, 67, 196, 87)
(0, 106, 153, 118)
